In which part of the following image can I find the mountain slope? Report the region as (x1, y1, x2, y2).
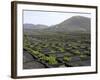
(23, 16, 91, 35)
(23, 24, 48, 30)
(44, 16, 90, 33)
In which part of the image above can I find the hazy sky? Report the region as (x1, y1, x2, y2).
(23, 10, 91, 26)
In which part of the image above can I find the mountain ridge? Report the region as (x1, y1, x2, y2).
(24, 16, 91, 34)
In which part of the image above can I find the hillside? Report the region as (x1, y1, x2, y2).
(23, 16, 91, 35)
(44, 16, 90, 33)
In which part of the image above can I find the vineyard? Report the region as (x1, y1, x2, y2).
(23, 32, 91, 69)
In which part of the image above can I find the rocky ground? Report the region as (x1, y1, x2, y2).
(23, 51, 45, 69)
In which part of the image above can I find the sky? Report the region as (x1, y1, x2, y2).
(23, 10, 91, 26)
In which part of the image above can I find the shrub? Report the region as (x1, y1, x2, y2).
(63, 55, 71, 62)
(80, 55, 87, 60)
(74, 50, 81, 55)
(47, 55, 58, 65)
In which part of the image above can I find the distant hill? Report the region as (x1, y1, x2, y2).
(23, 16, 90, 35)
(44, 16, 90, 33)
(23, 24, 48, 30)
